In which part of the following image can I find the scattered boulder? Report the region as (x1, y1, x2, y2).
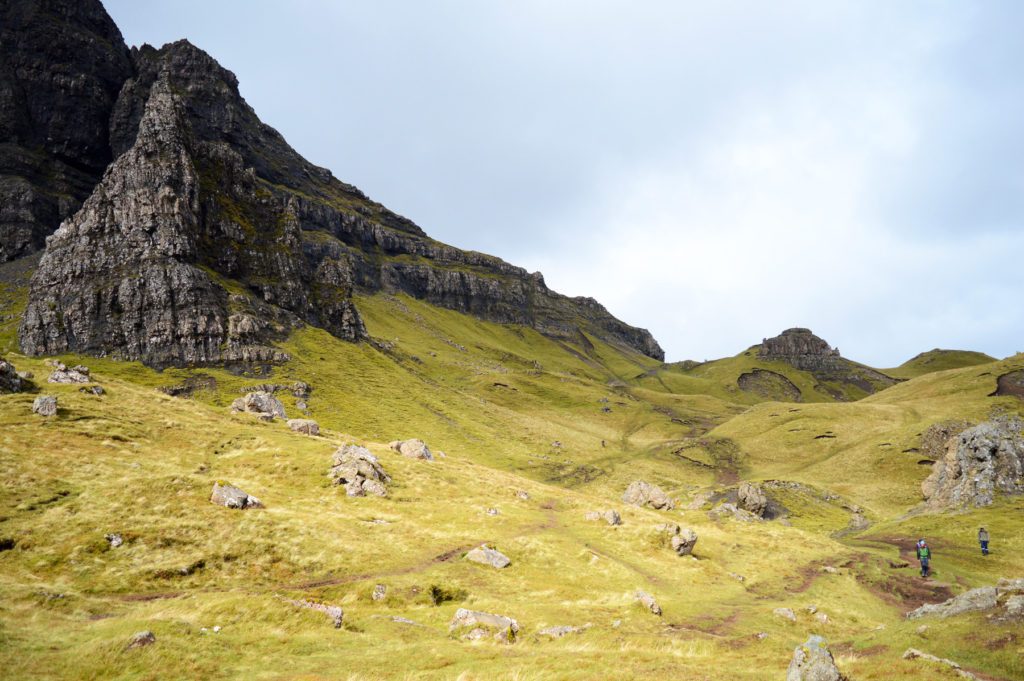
(622, 481, 675, 510)
(707, 502, 761, 522)
(210, 481, 264, 509)
(786, 635, 843, 681)
(288, 599, 344, 628)
(686, 491, 714, 510)
(466, 544, 511, 569)
(512, 489, 531, 500)
(372, 584, 387, 601)
(449, 608, 519, 642)
(291, 381, 312, 399)
(126, 630, 156, 650)
(774, 607, 796, 621)
(0, 359, 25, 393)
(635, 590, 662, 615)
(329, 444, 391, 497)
(538, 623, 591, 638)
(32, 395, 57, 417)
(80, 385, 104, 396)
(585, 510, 622, 525)
(906, 587, 998, 620)
(389, 438, 434, 461)
(737, 482, 768, 517)
(670, 528, 698, 556)
(485, 508, 500, 516)
(901, 649, 977, 680)
(230, 391, 286, 420)
(922, 416, 1024, 510)
(47, 363, 92, 384)
(287, 419, 319, 436)
(104, 533, 123, 548)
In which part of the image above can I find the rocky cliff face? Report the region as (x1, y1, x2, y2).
(758, 328, 841, 371)
(14, 10, 663, 367)
(922, 416, 1024, 510)
(0, 0, 132, 263)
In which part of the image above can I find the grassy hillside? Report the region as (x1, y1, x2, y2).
(2, 266, 1023, 680)
(886, 349, 999, 380)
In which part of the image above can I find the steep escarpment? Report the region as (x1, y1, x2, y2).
(18, 33, 662, 366)
(0, 0, 132, 262)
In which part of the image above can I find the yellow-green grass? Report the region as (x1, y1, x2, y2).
(885, 349, 1000, 380)
(2, 277, 1024, 679)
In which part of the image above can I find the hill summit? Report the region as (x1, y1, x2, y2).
(758, 327, 841, 371)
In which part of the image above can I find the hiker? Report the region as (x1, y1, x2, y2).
(916, 539, 931, 578)
(978, 527, 990, 555)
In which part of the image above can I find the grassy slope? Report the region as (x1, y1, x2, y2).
(1, 280, 1023, 680)
(885, 349, 999, 380)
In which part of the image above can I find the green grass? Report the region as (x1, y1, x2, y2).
(1, 281, 1023, 680)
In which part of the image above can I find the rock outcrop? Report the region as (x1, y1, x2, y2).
(635, 590, 662, 615)
(737, 482, 768, 517)
(389, 438, 434, 461)
(922, 416, 1024, 510)
(210, 481, 263, 509)
(329, 444, 391, 497)
(466, 544, 511, 569)
(0, 0, 133, 263)
(759, 328, 842, 371)
(231, 391, 286, 420)
(622, 481, 675, 510)
(14, 9, 663, 367)
(585, 510, 622, 526)
(906, 587, 999, 619)
(449, 608, 519, 642)
(786, 635, 844, 681)
(287, 419, 319, 436)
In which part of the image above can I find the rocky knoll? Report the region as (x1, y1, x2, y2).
(0, 0, 132, 263)
(757, 328, 897, 399)
(759, 328, 841, 371)
(14, 5, 663, 367)
(922, 416, 1023, 510)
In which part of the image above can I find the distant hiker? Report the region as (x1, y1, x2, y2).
(916, 539, 931, 578)
(601, 440, 606, 448)
(978, 527, 990, 555)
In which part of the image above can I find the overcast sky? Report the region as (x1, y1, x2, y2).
(103, 1, 1024, 366)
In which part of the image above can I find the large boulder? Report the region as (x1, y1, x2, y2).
(737, 482, 768, 517)
(635, 590, 662, 615)
(786, 635, 843, 681)
(287, 419, 319, 436)
(389, 438, 434, 461)
(449, 608, 519, 642)
(210, 481, 264, 509)
(622, 481, 675, 510)
(329, 444, 391, 497)
(287, 599, 344, 628)
(0, 359, 25, 393)
(922, 416, 1024, 509)
(585, 510, 622, 526)
(906, 587, 998, 620)
(231, 391, 286, 420)
(466, 544, 511, 569)
(670, 528, 699, 556)
(126, 631, 156, 650)
(32, 395, 57, 416)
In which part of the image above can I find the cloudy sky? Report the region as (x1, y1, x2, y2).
(103, 1, 1024, 366)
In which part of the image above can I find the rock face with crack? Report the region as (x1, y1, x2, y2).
(0, 0, 133, 263)
(922, 416, 1024, 510)
(13, 4, 663, 368)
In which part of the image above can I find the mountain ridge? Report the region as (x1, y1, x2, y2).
(9, 3, 663, 367)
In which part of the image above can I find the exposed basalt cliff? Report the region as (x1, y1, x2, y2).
(0, 0, 132, 263)
(15, 16, 663, 366)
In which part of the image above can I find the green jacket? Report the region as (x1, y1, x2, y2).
(917, 546, 930, 560)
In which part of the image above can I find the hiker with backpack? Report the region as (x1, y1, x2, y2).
(916, 539, 931, 578)
(978, 527, 990, 555)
